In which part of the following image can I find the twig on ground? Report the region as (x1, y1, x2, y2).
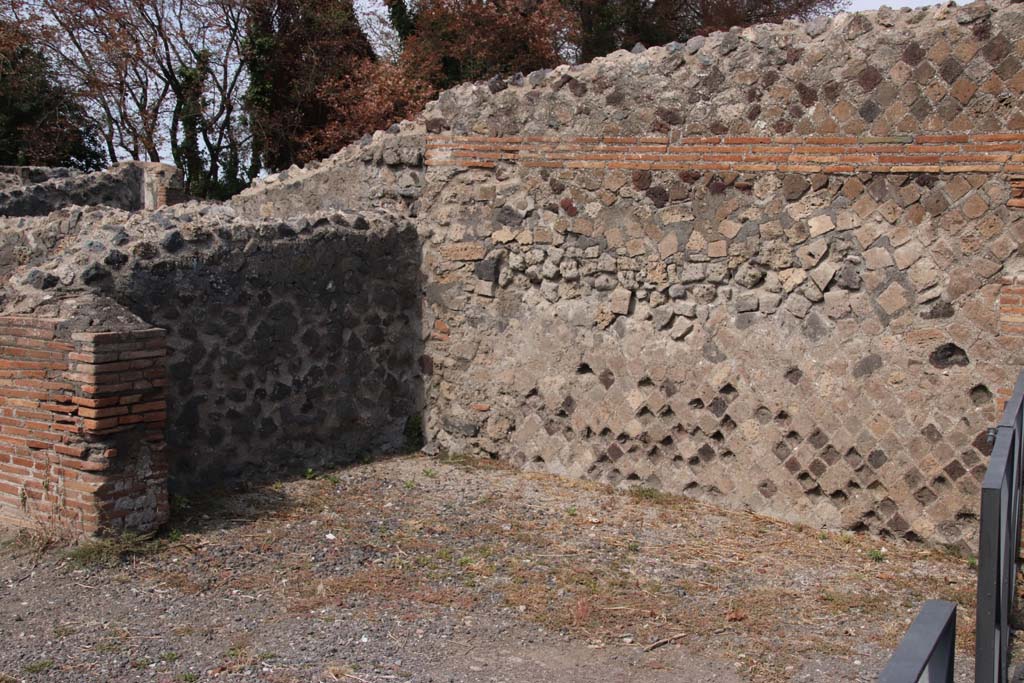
(644, 632, 687, 652)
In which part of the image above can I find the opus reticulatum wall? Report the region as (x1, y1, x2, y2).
(3, 0, 1024, 547)
(405, 0, 1024, 548)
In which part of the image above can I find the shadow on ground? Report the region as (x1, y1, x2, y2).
(1, 453, 982, 683)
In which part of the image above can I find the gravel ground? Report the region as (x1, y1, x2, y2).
(0, 453, 981, 683)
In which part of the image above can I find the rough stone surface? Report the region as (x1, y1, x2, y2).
(398, 0, 1024, 550)
(0, 204, 423, 501)
(4, 0, 1024, 547)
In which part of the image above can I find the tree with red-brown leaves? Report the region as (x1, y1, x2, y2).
(285, 0, 574, 165)
(298, 57, 433, 163)
(395, 0, 575, 91)
(243, 0, 376, 171)
(1, 0, 851, 184)
(291, 0, 850, 165)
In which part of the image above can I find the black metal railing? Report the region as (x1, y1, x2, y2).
(879, 600, 957, 683)
(881, 369, 1024, 682)
(975, 370, 1024, 683)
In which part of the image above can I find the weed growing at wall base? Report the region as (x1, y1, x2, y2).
(67, 532, 161, 569)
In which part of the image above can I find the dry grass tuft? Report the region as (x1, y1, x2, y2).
(67, 532, 161, 569)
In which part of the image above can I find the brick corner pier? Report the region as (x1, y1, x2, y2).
(0, 299, 168, 537)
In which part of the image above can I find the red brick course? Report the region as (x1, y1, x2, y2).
(427, 133, 1024, 209)
(999, 275, 1024, 337)
(0, 314, 168, 536)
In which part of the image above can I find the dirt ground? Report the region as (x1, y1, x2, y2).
(0, 453, 982, 683)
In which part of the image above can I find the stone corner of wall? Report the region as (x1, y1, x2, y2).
(0, 296, 169, 538)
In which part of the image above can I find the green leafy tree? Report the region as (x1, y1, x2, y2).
(0, 23, 104, 169)
(172, 57, 208, 196)
(384, 0, 416, 43)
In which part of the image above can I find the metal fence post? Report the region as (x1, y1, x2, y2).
(887, 369, 1024, 683)
(879, 600, 956, 683)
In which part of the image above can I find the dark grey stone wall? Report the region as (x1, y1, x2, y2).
(2, 205, 424, 491)
(0, 164, 144, 217)
(0, 166, 79, 191)
(123, 224, 423, 489)
(0, 206, 87, 287)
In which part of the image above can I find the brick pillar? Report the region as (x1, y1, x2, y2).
(136, 162, 186, 210)
(0, 308, 168, 536)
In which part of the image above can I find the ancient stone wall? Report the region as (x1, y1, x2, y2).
(0, 164, 144, 217)
(0, 164, 180, 292)
(1, 203, 423, 492)
(0, 166, 80, 192)
(387, 0, 1024, 548)
(117, 211, 423, 489)
(0, 298, 168, 535)
(4, 0, 1024, 546)
(0, 162, 184, 218)
(417, 164, 1017, 547)
(230, 132, 425, 221)
(0, 206, 121, 286)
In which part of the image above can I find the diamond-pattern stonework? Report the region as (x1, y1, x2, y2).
(384, 4, 1024, 551)
(412, 163, 1016, 548)
(10, 1, 1022, 544)
(411, 4, 1024, 146)
(234, 0, 1024, 550)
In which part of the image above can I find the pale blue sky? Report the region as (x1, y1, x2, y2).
(847, 0, 938, 9)
(355, 0, 941, 16)
(352, 0, 944, 58)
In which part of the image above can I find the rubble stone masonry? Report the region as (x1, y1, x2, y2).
(3, 0, 1024, 546)
(402, 0, 1024, 549)
(0, 205, 423, 526)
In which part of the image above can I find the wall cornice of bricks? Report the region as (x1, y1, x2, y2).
(0, 304, 168, 536)
(427, 132, 1024, 193)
